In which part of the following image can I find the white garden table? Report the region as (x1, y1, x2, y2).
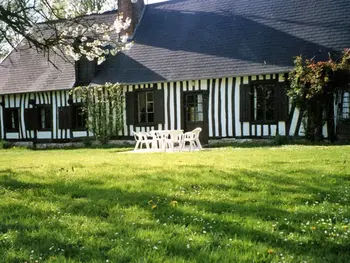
(149, 130, 184, 152)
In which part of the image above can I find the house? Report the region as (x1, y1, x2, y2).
(0, 0, 350, 144)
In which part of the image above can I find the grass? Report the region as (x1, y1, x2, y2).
(0, 145, 349, 263)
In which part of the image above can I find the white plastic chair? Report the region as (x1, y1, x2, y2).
(133, 131, 153, 151)
(182, 127, 202, 151)
(164, 130, 184, 152)
(149, 130, 165, 150)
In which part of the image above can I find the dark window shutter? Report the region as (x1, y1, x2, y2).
(275, 83, 289, 121)
(13, 110, 19, 129)
(153, 89, 165, 124)
(47, 107, 53, 129)
(58, 106, 72, 129)
(202, 92, 209, 122)
(4, 108, 19, 131)
(4, 109, 11, 131)
(240, 84, 252, 122)
(125, 92, 135, 125)
(71, 106, 77, 129)
(58, 107, 66, 129)
(24, 108, 39, 130)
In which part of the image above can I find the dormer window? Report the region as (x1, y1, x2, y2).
(75, 56, 96, 86)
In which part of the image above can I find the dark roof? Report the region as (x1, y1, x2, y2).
(0, 11, 117, 95)
(0, 45, 75, 95)
(92, 0, 350, 85)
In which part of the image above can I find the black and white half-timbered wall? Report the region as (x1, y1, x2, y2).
(0, 73, 343, 143)
(1, 0, 350, 143)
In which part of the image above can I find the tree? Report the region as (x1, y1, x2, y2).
(288, 49, 350, 142)
(0, 0, 132, 64)
(0, 0, 137, 144)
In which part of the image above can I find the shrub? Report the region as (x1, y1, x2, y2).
(82, 137, 94, 147)
(273, 134, 289, 145)
(72, 83, 125, 145)
(0, 140, 11, 149)
(288, 49, 350, 142)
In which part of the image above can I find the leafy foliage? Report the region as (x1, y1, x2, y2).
(0, 0, 132, 64)
(288, 49, 350, 141)
(0, 140, 11, 149)
(72, 83, 125, 144)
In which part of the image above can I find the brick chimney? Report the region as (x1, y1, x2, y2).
(118, 0, 145, 37)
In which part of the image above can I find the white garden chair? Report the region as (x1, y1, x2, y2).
(182, 127, 202, 151)
(149, 130, 166, 150)
(164, 130, 184, 152)
(133, 131, 153, 151)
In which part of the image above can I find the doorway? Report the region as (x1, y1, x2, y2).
(184, 92, 209, 144)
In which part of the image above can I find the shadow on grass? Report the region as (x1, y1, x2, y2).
(207, 139, 350, 149)
(24, 143, 134, 152)
(0, 165, 349, 262)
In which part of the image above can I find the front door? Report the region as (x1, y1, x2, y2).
(184, 92, 209, 145)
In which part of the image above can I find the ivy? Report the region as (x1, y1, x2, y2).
(72, 83, 125, 144)
(288, 49, 350, 141)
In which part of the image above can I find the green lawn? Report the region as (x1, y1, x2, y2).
(0, 146, 349, 263)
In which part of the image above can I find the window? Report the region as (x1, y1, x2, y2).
(253, 83, 275, 121)
(137, 91, 154, 124)
(240, 80, 288, 123)
(4, 108, 19, 132)
(24, 106, 52, 131)
(185, 93, 204, 122)
(58, 105, 86, 130)
(72, 105, 86, 129)
(125, 89, 164, 126)
(340, 91, 350, 119)
(38, 106, 52, 130)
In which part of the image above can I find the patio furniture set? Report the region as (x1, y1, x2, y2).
(133, 127, 202, 152)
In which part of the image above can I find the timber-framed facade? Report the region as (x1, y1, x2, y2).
(1, 0, 350, 143)
(0, 73, 341, 143)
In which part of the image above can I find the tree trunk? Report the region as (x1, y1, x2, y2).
(326, 94, 336, 142)
(308, 102, 324, 142)
(314, 103, 324, 142)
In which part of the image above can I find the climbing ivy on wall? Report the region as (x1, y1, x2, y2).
(72, 83, 125, 144)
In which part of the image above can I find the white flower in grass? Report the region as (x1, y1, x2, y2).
(187, 244, 190, 249)
(153, 246, 158, 250)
